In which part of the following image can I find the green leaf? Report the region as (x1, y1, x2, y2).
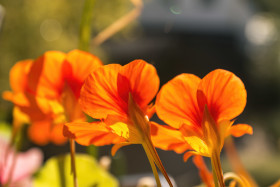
(33, 154, 119, 187)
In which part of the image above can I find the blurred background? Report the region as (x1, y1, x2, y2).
(1, 0, 280, 186)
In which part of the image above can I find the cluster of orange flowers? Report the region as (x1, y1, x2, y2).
(3, 49, 253, 187)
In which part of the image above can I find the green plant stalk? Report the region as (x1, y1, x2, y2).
(87, 145, 98, 158)
(211, 151, 225, 187)
(78, 0, 96, 51)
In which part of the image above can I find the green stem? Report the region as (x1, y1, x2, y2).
(211, 151, 225, 187)
(78, 0, 96, 51)
(70, 139, 78, 187)
(142, 143, 161, 187)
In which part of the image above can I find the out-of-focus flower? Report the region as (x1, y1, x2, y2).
(3, 50, 102, 145)
(33, 154, 119, 187)
(0, 138, 43, 187)
(155, 69, 252, 186)
(64, 60, 173, 186)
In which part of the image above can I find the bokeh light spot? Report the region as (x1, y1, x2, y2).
(170, 5, 182, 15)
(40, 19, 63, 42)
(245, 15, 277, 46)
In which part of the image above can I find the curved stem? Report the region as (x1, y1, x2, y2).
(70, 139, 78, 187)
(224, 172, 247, 187)
(225, 137, 258, 187)
(211, 151, 225, 187)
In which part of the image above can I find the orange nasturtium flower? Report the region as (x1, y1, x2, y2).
(154, 69, 252, 186)
(3, 50, 102, 145)
(64, 60, 173, 187)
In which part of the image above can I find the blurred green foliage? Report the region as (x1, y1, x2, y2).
(0, 0, 137, 122)
(33, 154, 119, 187)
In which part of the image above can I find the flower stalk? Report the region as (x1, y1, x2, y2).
(70, 139, 78, 187)
(211, 150, 225, 187)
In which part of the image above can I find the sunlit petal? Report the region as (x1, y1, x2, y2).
(229, 124, 253, 137)
(64, 121, 125, 146)
(197, 69, 247, 123)
(150, 122, 190, 153)
(156, 73, 201, 129)
(80, 64, 125, 119)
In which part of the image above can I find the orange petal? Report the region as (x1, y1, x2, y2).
(2, 91, 29, 107)
(183, 151, 198, 162)
(119, 60, 159, 110)
(2, 60, 33, 106)
(229, 124, 253, 137)
(197, 69, 247, 123)
(50, 123, 67, 145)
(156, 73, 201, 129)
(61, 83, 84, 122)
(18, 94, 51, 121)
(9, 60, 33, 93)
(27, 51, 66, 99)
(80, 64, 125, 119)
(80, 60, 159, 120)
(150, 122, 190, 154)
(64, 121, 125, 146)
(192, 155, 214, 187)
(63, 50, 103, 98)
(28, 120, 51, 145)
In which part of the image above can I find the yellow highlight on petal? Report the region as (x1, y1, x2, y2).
(184, 136, 210, 156)
(110, 122, 130, 140)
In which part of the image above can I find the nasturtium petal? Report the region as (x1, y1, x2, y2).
(50, 123, 67, 145)
(197, 69, 247, 123)
(27, 51, 66, 99)
(150, 122, 190, 153)
(80, 64, 125, 119)
(63, 50, 103, 98)
(156, 73, 201, 129)
(80, 61, 160, 121)
(33, 154, 119, 187)
(2, 60, 32, 106)
(229, 124, 253, 137)
(63, 122, 125, 146)
(120, 60, 159, 109)
(9, 60, 33, 93)
(28, 121, 51, 145)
